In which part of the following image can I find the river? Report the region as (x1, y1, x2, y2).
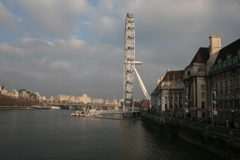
(0, 110, 221, 160)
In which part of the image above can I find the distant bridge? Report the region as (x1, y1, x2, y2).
(55, 103, 119, 110)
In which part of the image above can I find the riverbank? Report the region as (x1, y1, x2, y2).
(0, 106, 32, 110)
(142, 113, 240, 160)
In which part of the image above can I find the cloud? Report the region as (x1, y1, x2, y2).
(0, 36, 124, 97)
(0, 1, 20, 28)
(0, 0, 240, 99)
(16, 0, 89, 39)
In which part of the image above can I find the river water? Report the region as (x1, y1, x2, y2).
(0, 110, 221, 160)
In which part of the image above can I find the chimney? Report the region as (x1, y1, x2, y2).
(209, 35, 221, 55)
(206, 35, 222, 73)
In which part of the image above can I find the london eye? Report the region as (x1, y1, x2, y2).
(123, 13, 150, 112)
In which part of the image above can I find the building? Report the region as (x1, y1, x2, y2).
(0, 86, 8, 95)
(57, 95, 70, 103)
(8, 89, 19, 98)
(0, 86, 45, 102)
(91, 98, 105, 105)
(76, 94, 91, 104)
(18, 89, 42, 100)
(209, 38, 240, 126)
(183, 47, 212, 120)
(105, 99, 119, 106)
(151, 35, 240, 126)
(151, 69, 184, 117)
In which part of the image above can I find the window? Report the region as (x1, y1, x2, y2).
(220, 90, 223, 96)
(230, 79, 233, 87)
(236, 78, 239, 86)
(225, 81, 228, 88)
(201, 102, 205, 109)
(220, 82, 223, 89)
(219, 101, 222, 109)
(219, 74, 222, 79)
(225, 88, 228, 95)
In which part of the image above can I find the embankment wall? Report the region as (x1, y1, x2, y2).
(142, 114, 240, 160)
(0, 106, 29, 110)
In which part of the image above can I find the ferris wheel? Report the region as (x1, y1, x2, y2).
(123, 13, 135, 111)
(123, 13, 151, 112)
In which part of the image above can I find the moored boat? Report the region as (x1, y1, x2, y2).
(32, 105, 50, 109)
(50, 106, 61, 109)
(71, 111, 85, 116)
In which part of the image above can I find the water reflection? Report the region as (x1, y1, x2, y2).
(0, 110, 221, 160)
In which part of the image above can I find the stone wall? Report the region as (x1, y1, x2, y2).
(142, 113, 240, 160)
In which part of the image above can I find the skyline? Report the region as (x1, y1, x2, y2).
(0, 0, 240, 99)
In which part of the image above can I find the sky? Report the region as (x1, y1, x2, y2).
(0, 0, 240, 99)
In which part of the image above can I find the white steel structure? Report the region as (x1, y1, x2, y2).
(123, 13, 135, 111)
(123, 13, 151, 112)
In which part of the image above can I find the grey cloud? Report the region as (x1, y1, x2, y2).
(0, 2, 17, 28)
(17, 0, 89, 39)
(0, 37, 123, 98)
(0, 0, 240, 99)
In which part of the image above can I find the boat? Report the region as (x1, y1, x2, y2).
(50, 106, 61, 109)
(71, 111, 85, 116)
(32, 105, 50, 109)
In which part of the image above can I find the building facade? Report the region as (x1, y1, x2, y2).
(183, 47, 210, 121)
(152, 69, 184, 117)
(209, 39, 240, 126)
(152, 35, 240, 126)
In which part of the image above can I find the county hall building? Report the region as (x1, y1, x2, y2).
(151, 35, 240, 127)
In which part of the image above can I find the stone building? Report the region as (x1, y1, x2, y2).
(57, 94, 92, 104)
(183, 35, 222, 122)
(18, 89, 43, 100)
(151, 69, 184, 117)
(183, 46, 212, 121)
(18, 89, 30, 98)
(91, 98, 105, 105)
(57, 95, 69, 103)
(56, 95, 75, 103)
(151, 35, 240, 126)
(209, 38, 240, 126)
(0, 86, 8, 95)
(76, 94, 92, 104)
(8, 89, 19, 98)
(105, 99, 119, 106)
